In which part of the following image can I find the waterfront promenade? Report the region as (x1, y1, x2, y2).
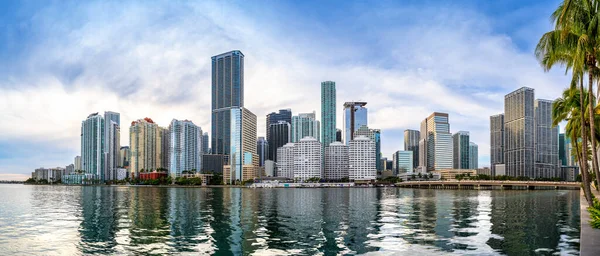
(396, 180, 580, 190)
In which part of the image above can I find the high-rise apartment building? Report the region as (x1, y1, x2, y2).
(81, 113, 104, 180)
(419, 112, 453, 171)
(74, 156, 81, 170)
(349, 136, 376, 181)
(268, 121, 291, 162)
(393, 150, 413, 174)
(343, 102, 368, 145)
(211, 50, 244, 159)
(119, 146, 130, 167)
(256, 137, 268, 167)
(276, 143, 295, 179)
(168, 119, 203, 178)
(160, 127, 170, 169)
(490, 114, 504, 176)
(469, 142, 478, 169)
(534, 99, 559, 178)
(291, 111, 320, 143)
(354, 126, 382, 171)
(321, 81, 337, 149)
(504, 87, 535, 178)
(104, 111, 120, 181)
(129, 118, 164, 177)
(452, 131, 470, 169)
(324, 142, 349, 180)
(404, 129, 420, 169)
(225, 107, 258, 184)
(293, 137, 322, 181)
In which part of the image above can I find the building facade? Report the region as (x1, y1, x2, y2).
(452, 131, 470, 169)
(349, 136, 376, 181)
(354, 126, 382, 171)
(404, 129, 420, 169)
(268, 121, 291, 162)
(534, 99, 559, 178)
(504, 87, 535, 178)
(211, 50, 244, 159)
(490, 114, 504, 176)
(276, 143, 295, 179)
(469, 142, 478, 169)
(343, 102, 368, 145)
(325, 142, 349, 180)
(291, 111, 320, 143)
(129, 118, 164, 177)
(227, 107, 258, 184)
(119, 146, 130, 168)
(393, 150, 413, 175)
(419, 112, 453, 171)
(202, 154, 225, 174)
(168, 119, 203, 178)
(256, 137, 268, 167)
(293, 137, 322, 181)
(202, 132, 210, 154)
(321, 81, 337, 153)
(81, 113, 104, 181)
(74, 156, 82, 170)
(266, 109, 292, 156)
(104, 111, 120, 181)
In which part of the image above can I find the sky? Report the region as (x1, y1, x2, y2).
(0, 0, 570, 181)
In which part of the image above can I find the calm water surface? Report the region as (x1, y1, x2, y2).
(0, 185, 580, 255)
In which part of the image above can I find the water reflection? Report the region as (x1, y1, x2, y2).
(0, 185, 581, 255)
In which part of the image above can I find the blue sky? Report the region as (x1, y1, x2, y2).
(0, 0, 569, 180)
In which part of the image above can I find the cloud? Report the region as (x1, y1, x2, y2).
(0, 0, 570, 177)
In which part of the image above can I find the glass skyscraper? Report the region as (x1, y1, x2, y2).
(291, 111, 320, 142)
(469, 142, 478, 169)
(211, 50, 244, 160)
(256, 137, 268, 167)
(229, 107, 257, 183)
(452, 131, 470, 169)
(343, 102, 368, 145)
(403, 129, 420, 169)
(321, 81, 336, 148)
(419, 112, 453, 171)
(81, 113, 104, 181)
(268, 121, 291, 162)
(534, 99, 559, 178)
(168, 119, 203, 178)
(504, 87, 534, 178)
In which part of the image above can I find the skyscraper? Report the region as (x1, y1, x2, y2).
(227, 107, 258, 184)
(81, 113, 104, 181)
(276, 143, 295, 179)
(325, 142, 349, 180)
(534, 99, 559, 178)
(469, 142, 478, 169)
(119, 146, 130, 167)
(393, 151, 413, 174)
(104, 111, 120, 181)
(293, 137, 322, 181)
(504, 87, 534, 178)
(129, 118, 164, 177)
(419, 112, 453, 171)
(490, 114, 504, 176)
(452, 131, 470, 169)
(404, 129, 420, 169)
(74, 155, 82, 171)
(559, 133, 566, 166)
(256, 137, 268, 167)
(291, 111, 320, 142)
(168, 119, 203, 178)
(202, 132, 210, 154)
(336, 129, 342, 142)
(354, 126, 382, 171)
(349, 136, 376, 181)
(343, 102, 368, 145)
(211, 50, 244, 159)
(268, 121, 291, 162)
(321, 81, 337, 149)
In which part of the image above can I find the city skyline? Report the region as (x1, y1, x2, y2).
(0, 0, 570, 180)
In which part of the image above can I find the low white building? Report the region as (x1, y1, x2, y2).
(276, 143, 295, 179)
(325, 142, 349, 180)
(349, 136, 376, 181)
(294, 137, 322, 181)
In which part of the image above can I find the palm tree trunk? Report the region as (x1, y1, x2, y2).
(588, 64, 600, 190)
(580, 75, 593, 204)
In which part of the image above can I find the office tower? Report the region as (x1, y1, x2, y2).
(534, 99, 559, 178)
(349, 136, 376, 181)
(276, 143, 295, 179)
(293, 137, 322, 181)
(227, 107, 258, 184)
(393, 151, 413, 174)
(202, 132, 210, 154)
(168, 119, 203, 178)
(256, 137, 268, 167)
(469, 142, 478, 169)
(386, 159, 393, 171)
(452, 131, 470, 169)
(129, 118, 164, 177)
(504, 87, 535, 178)
(419, 112, 453, 171)
(490, 114, 505, 176)
(559, 133, 566, 166)
(81, 113, 104, 180)
(404, 129, 420, 169)
(266, 109, 292, 142)
(354, 126, 382, 171)
(202, 154, 225, 174)
(103, 111, 120, 181)
(343, 102, 368, 145)
(119, 146, 130, 167)
(268, 121, 291, 162)
(74, 156, 81, 170)
(325, 142, 349, 180)
(336, 129, 342, 142)
(211, 50, 244, 158)
(291, 111, 321, 142)
(321, 81, 337, 150)
(105, 120, 120, 181)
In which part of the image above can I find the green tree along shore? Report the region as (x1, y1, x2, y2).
(536, 0, 600, 227)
